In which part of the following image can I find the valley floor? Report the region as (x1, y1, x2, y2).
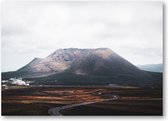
(2, 86, 162, 116)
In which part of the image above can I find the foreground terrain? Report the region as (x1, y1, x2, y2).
(2, 86, 162, 116)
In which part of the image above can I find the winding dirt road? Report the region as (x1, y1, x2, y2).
(48, 95, 119, 116)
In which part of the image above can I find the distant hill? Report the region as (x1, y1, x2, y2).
(2, 48, 162, 88)
(137, 64, 163, 72)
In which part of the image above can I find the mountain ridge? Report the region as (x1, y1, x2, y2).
(137, 64, 163, 72)
(2, 48, 162, 87)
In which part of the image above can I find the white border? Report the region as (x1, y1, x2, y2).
(0, 0, 167, 121)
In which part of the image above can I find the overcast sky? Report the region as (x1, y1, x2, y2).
(1, 1, 163, 72)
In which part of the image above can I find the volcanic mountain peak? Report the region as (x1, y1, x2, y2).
(9, 48, 146, 76)
(48, 48, 115, 59)
(47, 48, 83, 62)
(90, 48, 115, 59)
(16, 48, 118, 76)
(2, 48, 162, 87)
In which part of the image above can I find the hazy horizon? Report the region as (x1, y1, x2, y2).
(2, 2, 163, 72)
(1, 47, 163, 72)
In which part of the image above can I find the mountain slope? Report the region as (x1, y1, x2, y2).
(68, 48, 148, 76)
(2, 48, 162, 87)
(15, 48, 90, 77)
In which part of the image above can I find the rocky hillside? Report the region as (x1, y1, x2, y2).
(2, 48, 162, 87)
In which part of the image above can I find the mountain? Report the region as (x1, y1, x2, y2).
(9, 48, 89, 77)
(2, 48, 162, 87)
(137, 64, 163, 72)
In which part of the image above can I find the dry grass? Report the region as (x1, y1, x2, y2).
(2, 86, 162, 115)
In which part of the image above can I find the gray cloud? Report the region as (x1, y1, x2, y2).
(1, 1, 163, 72)
(2, 25, 29, 36)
